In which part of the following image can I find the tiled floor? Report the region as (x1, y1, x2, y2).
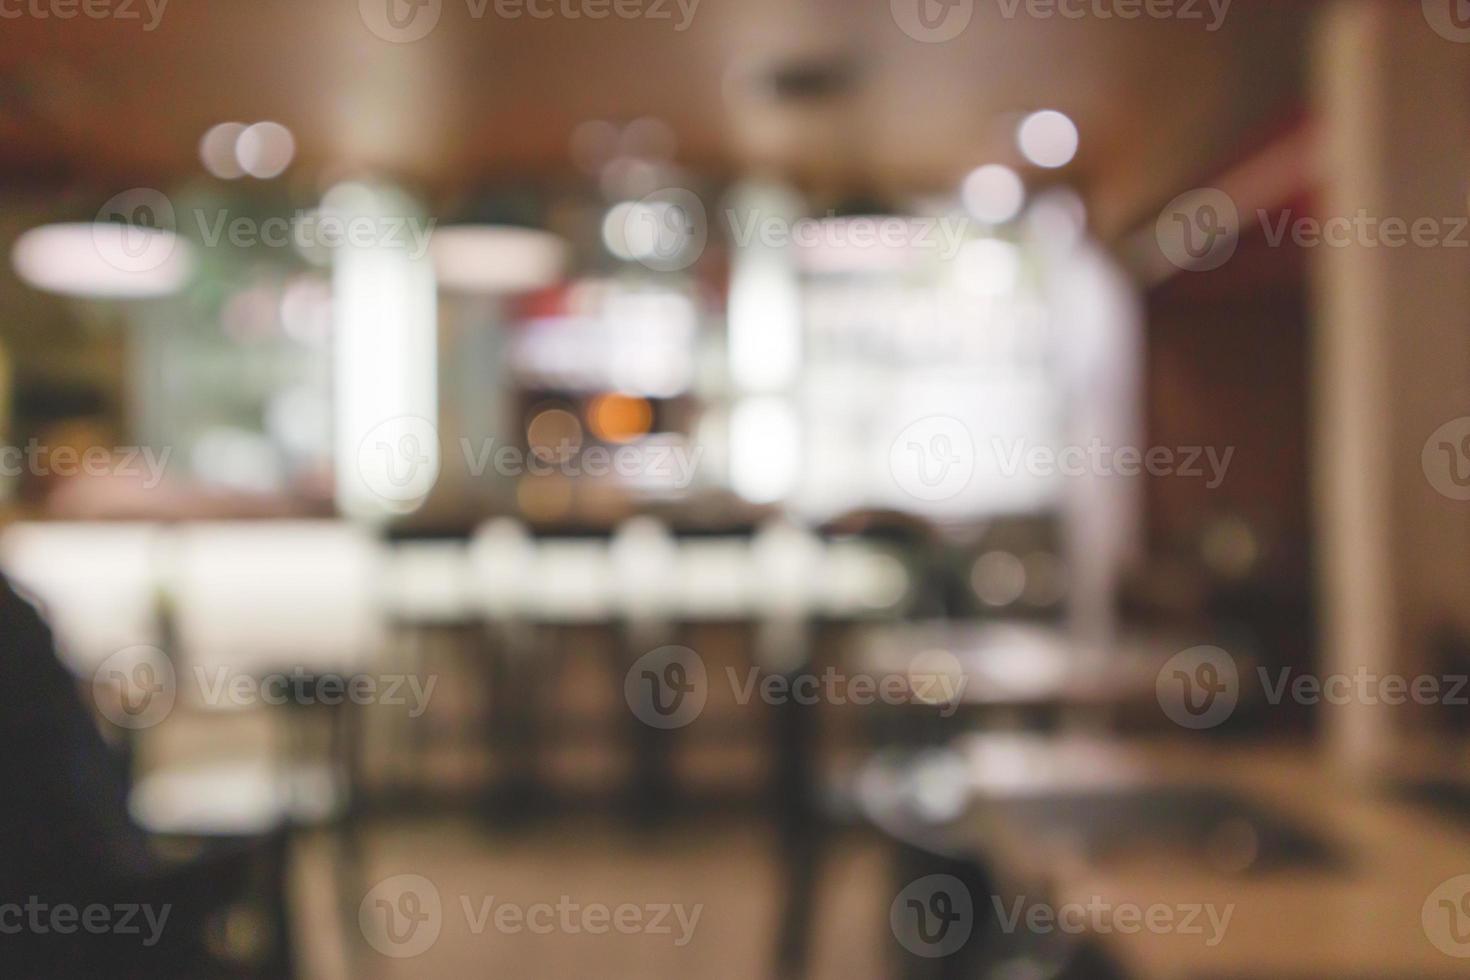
(296, 815, 894, 980)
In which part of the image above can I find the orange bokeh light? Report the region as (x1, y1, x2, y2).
(587, 393, 653, 443)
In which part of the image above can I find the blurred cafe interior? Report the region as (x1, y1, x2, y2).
(6, 1, 1470, 977)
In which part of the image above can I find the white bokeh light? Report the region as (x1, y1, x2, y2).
(429, 225, 567, 294)
(236, 122, 295, 179)
(730, 398, 800, 504)
(12, 223, 194, 298)
(602, 200, 690, 263)
(962, 164, 1025, 224)
(1016, 110, 1079, 169)
(199, 122, 247, 179)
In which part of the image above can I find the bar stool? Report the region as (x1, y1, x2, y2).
(166, 521, 386, 828)
(611, 516, 680, 819)
(672, 535, 753, 623)
(750, 520, 826, 978)
(379, 535, 478, 805)
(467, 517, 538, 820)
(523, 534, 617, 809)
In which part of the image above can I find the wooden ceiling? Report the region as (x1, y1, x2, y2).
(0, 0, 1312, 235)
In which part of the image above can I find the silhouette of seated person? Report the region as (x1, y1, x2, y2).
(0, 574, 287, 978)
